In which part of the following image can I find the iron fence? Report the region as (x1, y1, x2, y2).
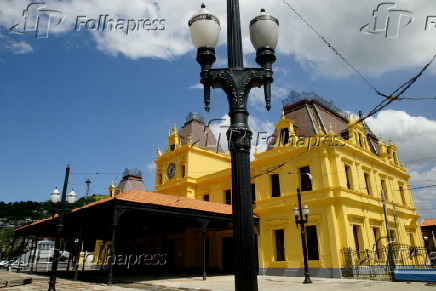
(340, 245, 433, 278)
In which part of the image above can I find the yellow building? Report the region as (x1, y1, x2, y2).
(155, 93, 421, 278)
(17, 93, 421, 279)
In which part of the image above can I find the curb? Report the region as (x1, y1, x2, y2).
(0, 277, 32, 288)
(132, 282, 213, 291)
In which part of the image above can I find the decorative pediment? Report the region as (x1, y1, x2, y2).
(347, 214, 365, 224)
(265, 219, 289, 230)
(273, 112, 295, 147)
(405, 219, 418, 231)
(369, 219, 382, 226)
(167, 124, 181, 152)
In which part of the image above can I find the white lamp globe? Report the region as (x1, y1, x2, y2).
(293, 206, 299, 216)
(51, 188, 60, 203)
(302, 204, 310, 216)
(189, 4, 221, 48)
(249, 9, 279, 50)
(67, 190, 77, 204)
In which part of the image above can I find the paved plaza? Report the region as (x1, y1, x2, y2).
(1, 270, 436, 291)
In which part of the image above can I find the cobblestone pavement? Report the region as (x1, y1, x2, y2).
(2, 280, 141, 290)
(1, 270, 436, 291)
(0, 271, 151, 291)
(136, 275, 436, 291)
(1, 278, 145, 290)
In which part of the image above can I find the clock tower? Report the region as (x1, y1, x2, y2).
(154, 113, 231, 199)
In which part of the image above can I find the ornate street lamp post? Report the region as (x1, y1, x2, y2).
(293, 188, 312, 284)
(381, 190, 395, 280)
(189, 2, 278, 290)
(48, 165, 77, 291)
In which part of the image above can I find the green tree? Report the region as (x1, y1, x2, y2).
(0, 228, 14, 259)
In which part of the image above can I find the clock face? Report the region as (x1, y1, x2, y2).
(167, 163, 176, 179)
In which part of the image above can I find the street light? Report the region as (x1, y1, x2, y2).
(189, 2, 278, 291)
(381, 190, 395, 280)
(294, 188, 312, 284)
(48, 165, 76, 291)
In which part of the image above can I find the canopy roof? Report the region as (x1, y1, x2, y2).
(422, 219, 436, 227)
(16, 190, 235, 238)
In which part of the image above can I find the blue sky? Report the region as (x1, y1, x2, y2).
(0, 0, 435, 220)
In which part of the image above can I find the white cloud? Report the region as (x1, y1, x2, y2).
(408, 168, 436, 220)
(248, 115, 275, 155)
(0, 36, 34, 54)
(366, 110, 436, 169)
(275, 0, 436, 77)
(408, 167, 436, 219)
(249, 86, 289, 110)
(190, 83, 203, 89)
(146, 162, 156, 171)
(249, 88, 267, 110)
(208, 114, 230, 154)
(11, 41, 33, 54)
(208, 113, 275, 159)
(410, 183, 436, 220)
(409, 167, 436, 185)
(366, 110, 436, 219)
(1, 0, 435, 77)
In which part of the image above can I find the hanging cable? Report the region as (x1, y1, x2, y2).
(281, 0, 436, 121)
(408, 184, 436, 191)
(356, 53, 436, 123)
(281, 0, 383, 96)
(398, 97, 436, 100)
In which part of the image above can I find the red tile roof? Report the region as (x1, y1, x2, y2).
(15, 214, 59, 231)
(16, 190, 233, 231)
(113, 190, 233, 215)
(422, 219, 436, 227)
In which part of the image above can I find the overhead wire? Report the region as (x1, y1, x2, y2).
(407, 184, 436, 191)
(66, 2, 434, 203)
(248, 147, 434, 204)
(71, 172, 121, 175)
(398, 97, 436, 100)
(280, 0, 436, 123)
(357, 53, 436, 123)
(280, 0, 383, 97)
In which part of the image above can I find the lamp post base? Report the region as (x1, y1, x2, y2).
(48, 279, 56, 291)
(303, 274, 313, 284)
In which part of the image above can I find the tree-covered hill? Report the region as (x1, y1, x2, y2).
(0, 195, 108, 221)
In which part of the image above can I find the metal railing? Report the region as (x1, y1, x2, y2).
(340, 245, 433, 278)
